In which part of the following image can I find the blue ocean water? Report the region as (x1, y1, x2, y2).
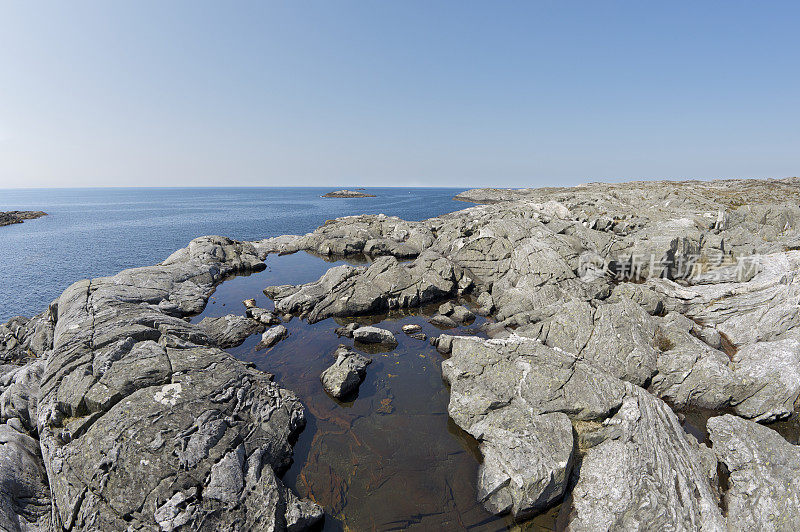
(0, 187, 466, 322)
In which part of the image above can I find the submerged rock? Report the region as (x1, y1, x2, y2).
(429, 314, 458, 329)
(320, 346, 372, 399)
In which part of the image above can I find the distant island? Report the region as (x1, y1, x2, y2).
(0, 210, 47, 227)
(321, 189, 376, 198)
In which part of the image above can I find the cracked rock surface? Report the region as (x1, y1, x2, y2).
(1, 235, 322, 531)
(4, 177, 800, 530)
(258, 177, 800, 529)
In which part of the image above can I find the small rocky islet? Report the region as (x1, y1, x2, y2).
(320, 189, 376, 198)
(0, 210, 47, 227)
(2, 177, 800, 530)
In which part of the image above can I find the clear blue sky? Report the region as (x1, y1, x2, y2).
(1, 1, 798, 188)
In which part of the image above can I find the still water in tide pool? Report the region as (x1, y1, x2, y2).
(193, 251, 561, 531)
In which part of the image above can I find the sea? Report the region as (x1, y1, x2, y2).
(0, 187, 466, 322)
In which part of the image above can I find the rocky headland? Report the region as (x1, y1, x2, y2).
(320, 189, 376, 198)
(0, 211, 47, 227)
(2, 177, 800, 530)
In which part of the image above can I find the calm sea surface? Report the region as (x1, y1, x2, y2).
(0, 187, 466, 322)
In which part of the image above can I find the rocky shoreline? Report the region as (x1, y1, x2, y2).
(2, 177, 800, 530)
(0, 210, 47, 227)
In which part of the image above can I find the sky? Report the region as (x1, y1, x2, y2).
(0, 1, 798, 188)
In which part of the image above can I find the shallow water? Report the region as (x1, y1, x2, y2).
(194, 251, 560, 531)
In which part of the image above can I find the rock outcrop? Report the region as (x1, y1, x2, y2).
(197, 314, 264, 348)
(708, 414, 800, 531)
(5, 177, 800, 530)
(253, 177, 800, 529)
(0, 235, 322, 531)
(0, 211, 47, 227)
(321, 190, 376, 198)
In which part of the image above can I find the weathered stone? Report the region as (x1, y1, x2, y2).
(429, 314, 458, 329)
(352, 326, 397, 346)
(561, 386, 725, 531)
(265, 252, 465, 323)
(581, 299, 658, 387)
(27, 235, 319, 531)
(261, 325, 289, 348)
(708, 414, 800, 531)
(197, 314, 264, 348)
(320, 346, 372, 399)
(246, 306, 280, 325)
(450, 305, 475, 324)
(334, 322, 359, 338)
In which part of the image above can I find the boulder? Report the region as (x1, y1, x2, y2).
(334, 322, 359, 338)
(353, 326, 397, 346)
(262, 325, 289, 348)
(320, 346, 372, 399)
(429, 315, 458, 329)
(246, 307, 281, 325)
(401, 324, 422, 334)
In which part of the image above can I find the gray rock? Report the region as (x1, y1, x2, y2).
(27, 235, 319, 530)
(320, 346, 372, 398)
(475, 291, 494, 316)
(708, 414, 800, 531)
(473, 408, 574, 518)
(581, 299, 658, 387)
(730, 339, 800, 422)
(246, 306, 280, 325)
(334, 322, 360, 338)
(438, 302, 455, 316)
(401, 324, 422, 334)
(353, 326, 397, 346)
(197, 314, 264, 348)
(0, 422, 51, 531)
(450, 305, 475, 324)
(443, 334, 726, 528)
(261, 325, 289, 348)
(562, 386, 725, 531)
(265, 252, 465, 323)
(321, 189, 376, 198)
(608, 282, 664, 315)
(429, 314, 458, 329)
